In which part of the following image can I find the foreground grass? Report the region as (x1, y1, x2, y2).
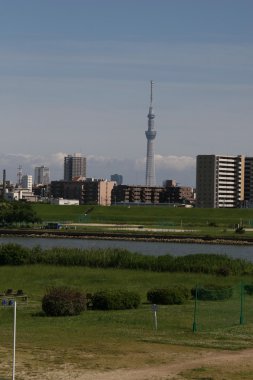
(1, 265, 253, 379)
(0, 265, 253, 349)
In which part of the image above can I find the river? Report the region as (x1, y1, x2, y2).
(0, 236, 253, 262)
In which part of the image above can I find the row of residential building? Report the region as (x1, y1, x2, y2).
(111, 180, 194, 205)
(45, 154, 253, 208)
(38, 178, 193, 206)
(2, 153, 253, 208)
(1, 176, 194, 206)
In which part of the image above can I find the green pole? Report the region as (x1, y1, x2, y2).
(240, 282, 244, 325)
(192, 285, 198, 332)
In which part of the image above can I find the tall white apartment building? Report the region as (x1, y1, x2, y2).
(21, 174, 33, 191)
(196, 155, 245, 208)
(34, 166, 50, 185)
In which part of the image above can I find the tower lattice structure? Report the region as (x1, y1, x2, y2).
(145, 80, 157, 186)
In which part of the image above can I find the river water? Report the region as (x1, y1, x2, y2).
(1, 236, 253, 262)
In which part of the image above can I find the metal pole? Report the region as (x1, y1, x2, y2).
(240, 282, 244, 325)
(153, 310, 157, 331)
(12, 301, 16, 380)
(192, 285, 198, 332)
(151, 304, 158, 331)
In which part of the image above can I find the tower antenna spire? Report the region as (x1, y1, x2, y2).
(150, 80, 154, 106)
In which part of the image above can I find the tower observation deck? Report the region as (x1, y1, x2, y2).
(145, 80, 157, 186)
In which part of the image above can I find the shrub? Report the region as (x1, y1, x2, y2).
(42, 287, 87, 316)
(0, 244, 31, 265)
(91, 289, 140, 310)
(244, 284, 253, 295)
(191, 284, 233, 301)
(216, 266, 231, 277)
(147, 286, 190, 305)
(208, 221, 217, 227)
(235, 225, 245, 234)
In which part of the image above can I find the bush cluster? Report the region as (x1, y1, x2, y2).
(244, 284, 253, 295)
(216, 266, 231, 277)
(191, 284, 233, 301)
(0, 244, 31, 265)
(91, 289, 141, 310)
(147, 285, 190, 305)
(42, 287, 87, 316)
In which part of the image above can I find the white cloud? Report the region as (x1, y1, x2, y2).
(0, 153, 65, 182)
(87, 155, 116, 164)
(0, 152, 196, 186)
(135, 155, 195, 171)
(50, 152, 67, 166)
(155, 155, 196, 170)
(0, 152, 66, 169)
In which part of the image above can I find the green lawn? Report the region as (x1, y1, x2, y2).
(0, 265, 253, 349)
(32, 204, 253, 228)
(32, 203, 88, 222)
(1, 265, 253, 378)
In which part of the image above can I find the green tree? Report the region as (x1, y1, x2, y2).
(0, 200, 41, 226)
(0, 201, 13, 226)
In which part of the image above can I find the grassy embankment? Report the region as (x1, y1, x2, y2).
(1, 263, 253, 378)
(32, 204, 253, 239)
(0, 246, 253, 379)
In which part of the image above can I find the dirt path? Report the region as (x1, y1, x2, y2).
(79, 348, 253, 380)
(18, 348, 253, 380)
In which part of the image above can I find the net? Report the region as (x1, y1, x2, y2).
(192, 283, 253, 332)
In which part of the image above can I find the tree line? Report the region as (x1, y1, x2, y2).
(0, 200, 41, 226)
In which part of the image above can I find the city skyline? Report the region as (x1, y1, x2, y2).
(0, 1, 252, 186)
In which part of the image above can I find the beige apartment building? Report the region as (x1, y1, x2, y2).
(50, 178, 115, 206)
(196, 155, 245, 208)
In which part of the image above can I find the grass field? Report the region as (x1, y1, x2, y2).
(1, 265, 253, 379)
(30, 204, 253, 243)
(32, 203, 253, 227)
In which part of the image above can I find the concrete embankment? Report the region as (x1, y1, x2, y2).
(0, 228, 252, 245)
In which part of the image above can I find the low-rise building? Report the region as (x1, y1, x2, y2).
(50, 198, 79, 205)
(112, 185, 164, 204)
(5, 188, 37, 202)
(50, 179, 115, 205)
(161, 181, 194, 204)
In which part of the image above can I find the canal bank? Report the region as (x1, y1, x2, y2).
(0, 227, 253, 245)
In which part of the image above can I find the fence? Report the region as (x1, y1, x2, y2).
(192, 283, 253, 332)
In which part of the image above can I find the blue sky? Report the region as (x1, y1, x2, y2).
(0, 0, 253, 185)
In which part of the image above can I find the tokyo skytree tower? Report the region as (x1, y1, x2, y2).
(145, 80, 157, 186)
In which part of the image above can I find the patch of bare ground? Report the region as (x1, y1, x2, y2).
(4, 346, 253, 380)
